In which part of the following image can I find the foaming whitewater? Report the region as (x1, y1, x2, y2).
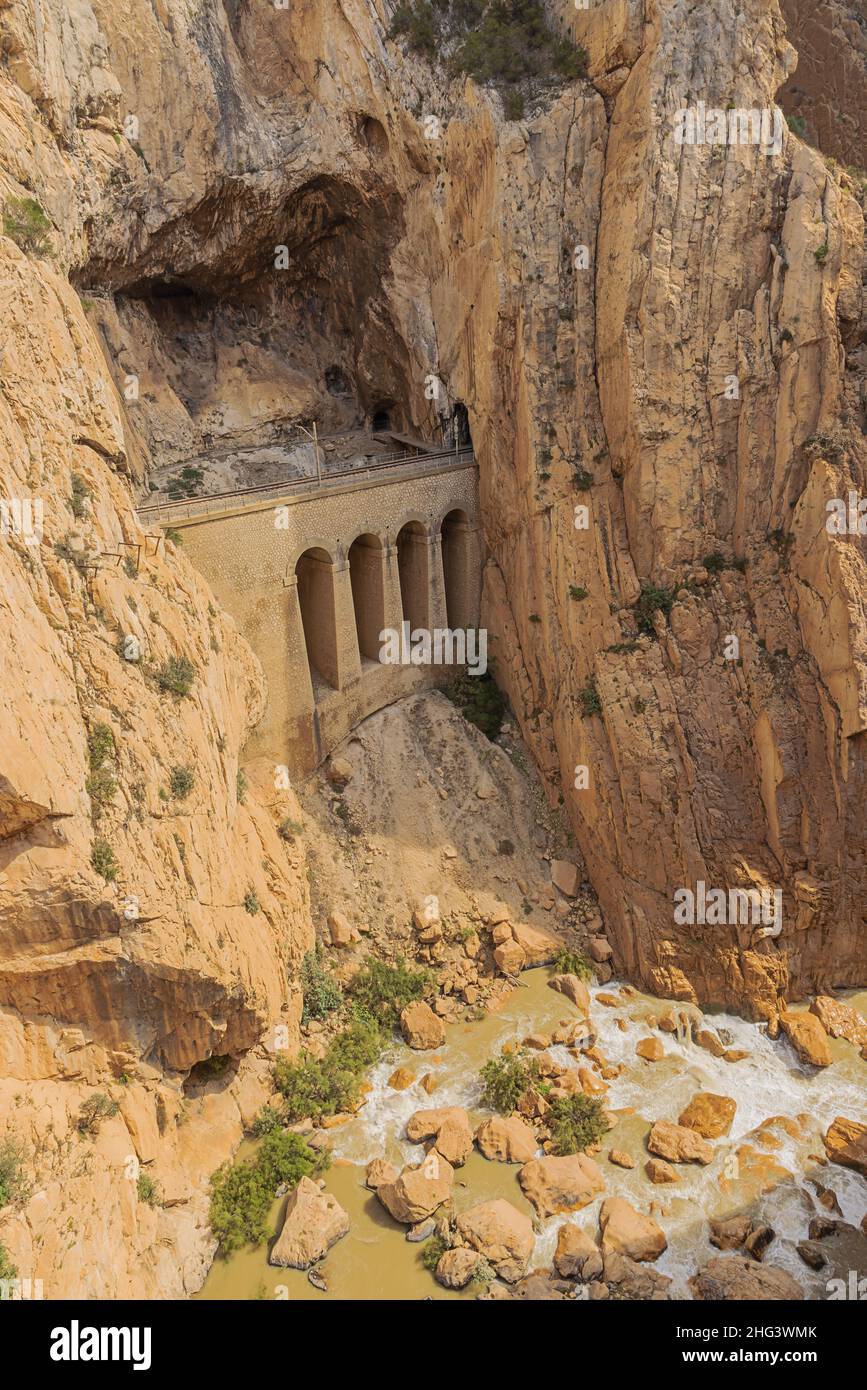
(328, 971, 867, 1298)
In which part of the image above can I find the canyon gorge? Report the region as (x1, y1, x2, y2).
(0, 0, 865, 1306)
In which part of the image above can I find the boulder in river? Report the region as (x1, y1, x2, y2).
(518, 1153, 605, 1217)
(365, 1158, 398, 1190)
(647, 1120, 714, 1165)
(455, 1198, 534, 1283)
(809, 996, 867, 1049)
(678, 1091, 737, 1139)
(601, 1250, 671, 1300)
(823, 1116, 867, 1177)
(690, 1255, 804, 1300)
(547, 973, 590, 1014)
(435, 1247, 481, 1288)
(269, 1177, 349, 1268)
(553, 1223, 603, 1280)
(709, 1214, 753, 1250)
(599, 1196, 667, 1263)
(645, 1158, 679, 1184)
(377, 1153, 454, 1223)
(779, 1010, 832, 1067)
(608, 1149, 635, 1169)
(400, 1000, 445, 1050)
(406, 1106, 473, 1167)
(475, 1114, 539, 1163)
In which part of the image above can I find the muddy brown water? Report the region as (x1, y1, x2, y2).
(198, 972, 867, 1301)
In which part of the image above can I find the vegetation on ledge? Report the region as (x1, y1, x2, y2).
(388, 0, 586, 119)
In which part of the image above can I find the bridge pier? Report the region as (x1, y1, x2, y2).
(442, 515, 483, 630)
(147, 454, 481, 774)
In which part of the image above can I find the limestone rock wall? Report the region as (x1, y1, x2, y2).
(779, 0, 867, 166)
(0, 0, 865, 1295)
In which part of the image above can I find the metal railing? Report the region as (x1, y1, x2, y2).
(136, 446, 476, 523)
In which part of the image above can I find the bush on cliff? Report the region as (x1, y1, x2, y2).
(389, 0, 586, 109)
(0, 1138, 30, 1209)
(445, 669, 505, 738)
(300, 947, 342, 1024)
(2, 197, 52, 256)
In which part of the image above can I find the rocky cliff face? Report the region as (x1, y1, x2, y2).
(779, 0, 867, 166)
(0, 0, 865, 1294)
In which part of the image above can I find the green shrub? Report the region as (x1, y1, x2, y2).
(136, 1172, 162, 1206)
(421, 1232, 450, 1272)
(814, 242, 829, 266)
(209, 1130, 321, 1256)
(278, 817, 303, 841)
(236, 769, 248, 802)
(3, 197, 52, 255)
(349, 956, 431, 1027)
(479, 1052, 539, 1113)
(577, 676, 601, 717)
(546, 1093, 607, 1156)
(389, 0, 439, 57)
(301, 948, 343, 1024)
(390, 1, 585, 109)
(701, 552, 727, 575)
(243, 888, 260, 915)
(165, 527, 184, 546)
(0, 1138, 30, 1209)
(634, 582, 681, 635)
(569, 585, 588, 601)
(0, 1244, 16, 1281)
(249, 1104, 283, 1138)
(551, 947, 591, 979)
(274, 1015, 383, 1122)
(77, 1093, 119, 1134)
(572, 467, 593, 490)
(85, 766, 117, 814)
(70, 473, 91, 519)
(87, 724, 115, 772)
(165, 465, 204, 501)
(155, 655, 195, 697)
(54, 537, 89, 574)
(169, 765, 195, 799)
(445, 669, 505, 739)
(502, 88, 524, 120)
(90, 838, 118, 881)
(786, 114, 806, 137)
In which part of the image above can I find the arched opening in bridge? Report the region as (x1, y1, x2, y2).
(295, 547, 339, 692)
(441, 509, 473, 630)
(452, 402, 472, 451)
(396, 521, 430, 632)
(349, 533, 386, 664)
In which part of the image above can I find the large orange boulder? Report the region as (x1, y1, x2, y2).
(518, 1153, 605, 1217)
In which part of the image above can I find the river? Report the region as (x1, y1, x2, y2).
(199, 970, 867, 1300)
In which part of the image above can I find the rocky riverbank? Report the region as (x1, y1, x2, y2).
(200, 962, 867, 1302)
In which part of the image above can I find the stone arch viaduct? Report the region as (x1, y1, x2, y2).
(139, 451, 481, 772)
